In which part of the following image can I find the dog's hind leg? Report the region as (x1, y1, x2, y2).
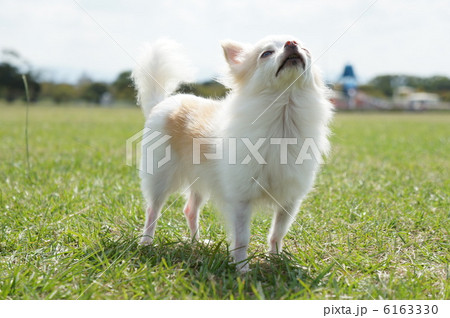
(183, 192, 204, 240)
(139, 171, 173, 245)
(268, 201, 301, 254)
(140, 198, 165, 245)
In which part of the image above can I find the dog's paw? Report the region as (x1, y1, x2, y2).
(268, 247, 282, 255)
(139, 236, 153, 246)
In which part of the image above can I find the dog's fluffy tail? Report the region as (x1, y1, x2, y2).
(131, 39, 195, 119)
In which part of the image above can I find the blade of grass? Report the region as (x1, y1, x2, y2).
(21, 74, 31, 175)
(311, 262, 335, 288)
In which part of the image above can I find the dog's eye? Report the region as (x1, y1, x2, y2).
(260, 51, 274, 58)
(302, 48, 310, 54)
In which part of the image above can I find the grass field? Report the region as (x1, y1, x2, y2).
(0, 103, 448, 299)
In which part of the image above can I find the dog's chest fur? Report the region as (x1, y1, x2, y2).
(220, 97, 321, 203)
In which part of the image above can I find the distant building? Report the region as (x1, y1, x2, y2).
(394, 86, 440, 110)
(100, 92, 113, 106)
(332, 64, 392, 110)
(407, 93, 439, 110)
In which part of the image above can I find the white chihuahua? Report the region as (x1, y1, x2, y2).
(132, 35, 333, 272)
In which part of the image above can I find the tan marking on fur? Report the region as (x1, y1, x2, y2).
(166, 95, 218, 163)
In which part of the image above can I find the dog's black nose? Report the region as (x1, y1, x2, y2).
(284, 41, 298, 49)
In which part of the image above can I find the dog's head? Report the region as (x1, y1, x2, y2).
(221, 35, 319, 92)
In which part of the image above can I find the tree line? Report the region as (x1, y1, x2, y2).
(359, 75, 450, 101)
(0, 58, 228, 105)
(0, 64, 136, 105)
(39, 71, 135, 104)
(1, 49, 449, 104)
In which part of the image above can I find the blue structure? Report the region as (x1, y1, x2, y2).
(339, 64, 357, 98)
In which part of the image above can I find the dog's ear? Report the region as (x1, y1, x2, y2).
(220, 40, 254, 88)
(221, 40, 246, 66)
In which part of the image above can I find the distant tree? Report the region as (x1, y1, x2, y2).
(53, 84, 77, 104)
(196, 80, 228, 98)
(41, 82, 78, 104)
(79, 82, 109, 104)
(426, 76, 450, 92)
(177, 82, 199, 96)
(176, 80, 228, 98)
(77, 73, 93, 87)
(368, 75, 397, 97)
(357, 84, 386, 98)
(111, 70, 135, 102)
(368, 74, 450, 101)
(0, 62, 22, 101)
(0, 62, 40, 102)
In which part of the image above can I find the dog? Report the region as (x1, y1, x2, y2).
(132, 35, 333, 272)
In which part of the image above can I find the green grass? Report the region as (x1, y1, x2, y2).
(0, 103, 449, 299)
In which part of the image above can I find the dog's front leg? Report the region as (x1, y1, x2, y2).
(230, 201, 252, 273)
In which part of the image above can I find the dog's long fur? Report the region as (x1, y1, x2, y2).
(132, 35, 333, 272)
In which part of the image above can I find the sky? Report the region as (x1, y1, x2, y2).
(1, 0, 449, 84)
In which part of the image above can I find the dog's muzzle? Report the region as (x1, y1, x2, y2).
(276, 41, 306, 77)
